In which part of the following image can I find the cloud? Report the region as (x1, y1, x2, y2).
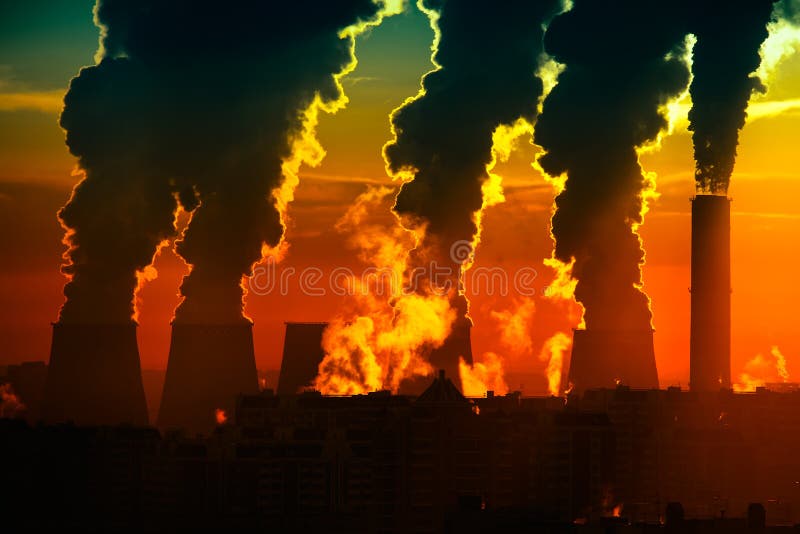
(0, 65, 64, 113)
(0, 89, 64, 113)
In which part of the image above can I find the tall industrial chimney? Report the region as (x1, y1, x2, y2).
(277, 322, 327, 395)
(566, 328, 659, 393)
(158, 322, 258, 434)
(43, 323, 149, 426)
(689, 195, 731, 391)
(400, 316, 474, 395)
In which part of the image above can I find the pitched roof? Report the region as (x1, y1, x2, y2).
(415, 369, 470, 405)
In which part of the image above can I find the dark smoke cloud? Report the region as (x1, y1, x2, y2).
(385, 0, 562, 301)
(534, 0, 691, 332)
(58, 0, 384, 324)
(776, 0, 800, 23)
(59, 59, 178, 323)
(687, 0, 779, 194)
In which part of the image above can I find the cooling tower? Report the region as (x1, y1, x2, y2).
(566, 328, 659, 393)
(277, 322, 327, 395)
(43, 323, 148, 426)
(158, 322, 258, 434)
(689, 195, 731, 391)
(399, 317, 473, 395)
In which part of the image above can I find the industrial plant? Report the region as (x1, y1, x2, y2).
(3, 0, 799, 531)
(5, 191, 800, 531)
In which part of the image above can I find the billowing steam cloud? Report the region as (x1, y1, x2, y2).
(59, 58, 178, 323)
(688, 0, 779, 194)
(314, 0, 563, 394)
(385, 0, 562, 321)
(534, 0, 691, 332)
(58, 0, 394, 324)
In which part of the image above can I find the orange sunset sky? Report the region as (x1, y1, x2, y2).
(2, 2, 800, 394)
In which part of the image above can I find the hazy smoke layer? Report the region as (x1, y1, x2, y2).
(534, 0, 691, 331)
(385, 0, 562, 298)
(58, 0, 384, 324)
(688, 0, 779, 194)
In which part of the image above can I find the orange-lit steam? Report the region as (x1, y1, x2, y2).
(487, 297, 570, 397)
(314, 56, 534, 397)
(314, 188, 455, 394)
(468, 120, 535, 271)
(734, 345, 792, 392)
(543, 255, 585, 328)
(0, 384, 25, 418)
(490, 297, 536, 357)
(214, 408, 227, 425)
(272, 1, 404, 233)
(133, 237, 173, 323)
(774, 346, 790, 381)
(538, 255, 582, 396)
(317, 293, 455, 395)
(317, 0, 562, 394)
(538, 332, 571, 397)
(459, 353, 509, 398)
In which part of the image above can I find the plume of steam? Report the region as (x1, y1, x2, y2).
(688, 0, 780, 194)
(58, 0, 395, 324)
(490, 298, 537, 357)
(734, 345, 791, 392)
(385, 0, 562, 302)
(538, 331, 571, 397)
(318, 294, 455, 394)
(314, 187, 455, 395)
(776, 0, 800, 23)
(316, 0, 563, 393)
(214, 408, 227, 425)
(58, 58, 178, 323)
(534, 0, 691, 332)
(487, 299, 570, 396)
(773, 345, 791, 381)
(757, 1, 800, 87)
(459, 353, 508, 398)
(0, 384, 25, 419)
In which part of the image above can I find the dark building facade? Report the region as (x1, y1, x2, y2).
(7, 382, 800, 531)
